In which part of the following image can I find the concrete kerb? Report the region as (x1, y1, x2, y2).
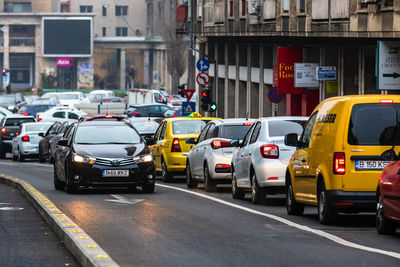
(0, 174, 119, 267)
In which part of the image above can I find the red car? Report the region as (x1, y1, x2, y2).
(376, 160, 400, 234)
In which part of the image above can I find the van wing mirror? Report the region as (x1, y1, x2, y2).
(285, 133, 299, 147)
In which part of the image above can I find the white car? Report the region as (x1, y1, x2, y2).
(185, 119, 255, 192)
(89, 90, 115, 99)
(36, 106, 86, 122)
(57, 92, 88, 107)
(41, 92, 60, 99)
(12, 122, 53, 161)
(231, 116, 308, 204)
(0, 106, 13, 118)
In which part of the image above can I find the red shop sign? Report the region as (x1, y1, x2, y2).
(277, 47, 303, 94)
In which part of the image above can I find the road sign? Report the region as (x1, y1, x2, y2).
(182, 102, 195, 115)
(196, 58, 210, 72)
(268, 87, 284, 103)
(377, 41, 400, 90)
(2, 72, 9, 89)
(183, 89, 195, 101)
(316, 67, 336, 80)
(196, 72, 210, 86)
(295, 63, 319, 88)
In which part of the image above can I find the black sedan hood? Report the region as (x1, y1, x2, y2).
(73, 143, 148, 158)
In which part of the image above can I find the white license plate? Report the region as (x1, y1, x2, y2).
(102, 170, 129, 177)
(355, 160, 391, 171)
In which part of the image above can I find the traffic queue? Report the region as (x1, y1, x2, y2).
(0, 91, 399, 236)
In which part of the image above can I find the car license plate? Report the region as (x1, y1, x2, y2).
(102, 170, 129, 177)
(355, 160, 391, 171)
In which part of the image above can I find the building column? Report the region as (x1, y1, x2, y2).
(34, 24, 41, 88)
(119, 48, 126, 90)
(246, 44, 251, 117)
(259, 45, 264, 117)
(358, 48, 365, 95)
(3, 25, 9, 90)
(214, 43, 219, 117)
(319, 47, 326, 102)
(224, 43, 229, 118)
(338, 48, 344, 96)
(235, 44, 239, 118)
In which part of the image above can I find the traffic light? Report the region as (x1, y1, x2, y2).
(210, 102, 217, 112)
(2, 68, 8, 75)
(201, 89, 210, 111)
(128, 68, 134, 78)
(178, 85, 185, 97)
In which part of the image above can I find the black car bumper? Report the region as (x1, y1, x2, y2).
(326, 190, 376, 212)
(69, 161, 155, 188)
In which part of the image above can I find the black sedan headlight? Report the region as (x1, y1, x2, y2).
(133, 154, 153, 163)
(73, 154, 95, 164)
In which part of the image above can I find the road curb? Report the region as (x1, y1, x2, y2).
(0, 174, 119, 267)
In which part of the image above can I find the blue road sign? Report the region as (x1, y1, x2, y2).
(316, 67, 336, 80)
(268, 87, 284, 103)
(196, 58, 210, 72)
(182, 102, 196, 115)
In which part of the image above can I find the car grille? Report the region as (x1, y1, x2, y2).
(94, 157, 134, 167)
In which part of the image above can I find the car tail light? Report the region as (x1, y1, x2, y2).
(105, 115, 112, 118)
(21, 112, 28, 116)
(380, 99, 393, 104)
(37, 114, 42, 121)
(1, 128, 5, 136)
(267, 177, 278, 180)
(260, 145, 279, 159)
(211, 139, 231, 149)
(171, 138, 181, 152)
(333, 152, 345, 174)
(130, 112, 140, 116)
(215, 164, 231, 169)
(21, 135, 30, 142)
(243, 122, 253, 126)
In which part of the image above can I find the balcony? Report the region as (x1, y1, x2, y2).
(9, 37, 35, 46)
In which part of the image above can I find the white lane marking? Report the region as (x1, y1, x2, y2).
(0, 203, 11, 205)
(105, 194, 144, 205)
(0, 161, 53, 168)
(0, 207, 24, 211)
(156, 183, 400, 260)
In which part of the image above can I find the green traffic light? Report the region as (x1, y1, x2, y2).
(210, 103, 217, 111)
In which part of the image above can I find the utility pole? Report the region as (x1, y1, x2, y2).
(187, 0, 196, 90)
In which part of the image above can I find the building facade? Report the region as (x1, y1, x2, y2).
(192, 0, 400, 118)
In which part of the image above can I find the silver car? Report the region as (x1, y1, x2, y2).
(231, 116, 308, 204)
(185, 119, 255, 192)
(12, 122, 52, 162)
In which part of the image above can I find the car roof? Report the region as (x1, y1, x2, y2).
(78, 120, 130, 127)
(5, 114, 35, 119)
(258, 116, 309, 122)
(22, 122, 52, 126)
(132, 103, 169, 107)
(162, 117, 220, 122)
(211, 118, 256, 125)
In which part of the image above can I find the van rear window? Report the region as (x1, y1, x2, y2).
(348, 104, 400, 145)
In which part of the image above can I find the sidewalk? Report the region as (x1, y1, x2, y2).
(0, 182, 79, 267)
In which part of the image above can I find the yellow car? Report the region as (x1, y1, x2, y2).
(285, 95, 400, 224)
(151, 116, 220, 182)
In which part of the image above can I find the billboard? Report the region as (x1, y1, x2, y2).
(377, 40, 400, 90)
(42, 17, 92, 57)
(276, 47, 303, 94)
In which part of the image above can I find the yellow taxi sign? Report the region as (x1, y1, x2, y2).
(188, 112, 202, 118)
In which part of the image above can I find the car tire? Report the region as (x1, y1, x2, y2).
(286, 174, 304, 216)
(161, 159, 172, 183)
(0, 143, 6, 159)
(186, 161, 198, 189)
(39, 148, 46, 163)
(142, 183, 155, 193)
(231, 168, 245, 200)
(318, 180, 337, 225)
(204, 164, 216, 192)
(64, 165, 78, 194)
(48, 148, 54, 163)
(18, 149, 24, 162)
(376, 193, 397, 235)
(251, 172, 266, 205)
(53, 164, 65, 190)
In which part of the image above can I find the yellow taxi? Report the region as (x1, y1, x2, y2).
(284, 95, 400, 224)
(151, 114, 220, 182)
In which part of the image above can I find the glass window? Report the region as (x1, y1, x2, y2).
(197, 124, 211, 143)
(25, 124, 52, 133)
(0, 95, 16, 104)
(46, 123, 59, 135)
(75, 125, 141, 144)
(242, 124, 255, 146)
(299, 0, 305, 12)
(116, 6, 128, 16)
(102, 27, 106, 37)
(250, 122, 262, 144)
(153, 122, 164, 140)
(102, 5, 107, 16)
(80, 5, 92, 13)
(348, 104, 400, 145)
(172, 120, 208, 135)
(268, 120, 306, 137)
(4, 118, 35, 126)
(12, 3, 31, 12)
(131, 121, 159, 134)
(205, 123, 216, 139)
(68, 112, 79, 120)
(220, 124, 253, 140)
(53, 112, 65, 118)
(159, 122, 168, 139)
(116, 27, 128, 36)
(299, 112, 318, 148)
(58, 94, 79, 100)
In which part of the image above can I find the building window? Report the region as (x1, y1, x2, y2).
(299, 0, 305, 12)
(102, 27, 106, 37)
(229, 0, 234, 17)
(283, 0, 289, 12)
(116, 6, 128, 16)
(116, 27, 127, 36)
(384, 0, 393, 7)
(241, 0, 246, 16)
(4, 2, 31, 12)
(102, 5, 107, 16)
(80, 5, 92, 13)
(60, 4, 70, 12)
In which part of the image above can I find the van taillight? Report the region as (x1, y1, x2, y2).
(171, 138, 181, 152)
(1, 128, 5, 136)
(380, 99, 393, 104)
(333, 152, 345, 174)
(260, 145, 279, 159)
(21, 135, 30, 142)
(211, 139, 231, 149)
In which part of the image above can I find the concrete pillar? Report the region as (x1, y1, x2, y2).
(34, 24, 41, 88)
(235, 44, 239, 118)
(119, 48, 126, 90)
(214, 43, 219, 116)
(224, 43, 229, 118)
(358, 48, 365, 95)
(144, 50, 150, 87)
(246, 44, 251, 117)
(319, 47, 325, 102)
(338, 48, 344, 96)
(259, 45, 264, 117)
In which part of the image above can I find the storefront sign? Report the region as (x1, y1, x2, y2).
(56, 57, 74, 67)
(277, 47, 303, 94)
(295, 63, 319, 88)
(326, 80, 338, 94)
(316, 67, 336, 80)
(377, 40, 400, 90)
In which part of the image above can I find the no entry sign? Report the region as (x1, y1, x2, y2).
(268, 87, 284, 103)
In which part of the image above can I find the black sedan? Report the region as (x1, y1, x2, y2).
(53, 120, 156, 193)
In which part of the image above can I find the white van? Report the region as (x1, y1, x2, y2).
(128, 89, 169, 107)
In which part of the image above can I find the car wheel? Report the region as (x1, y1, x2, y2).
(286, 174, 304, 215)
(0, 143, 6, 159)
(186, 161, 198, 189)
(318, 180, 337, 225)
(204, 164, 216, 192)
(142, 183, 155, 193)
(53, 164, 65, 190)
(251, 172, 266, 205)
(161, 159, 172, 183)
(18, 148, 24, 162)
(376, 192, 397, 235)
(64, 164, 78, 194)
(231, 168, 245, 199)
(48, 148, 54, 163)
(12, 150, 17, 161)
(39, 148, 45, 163)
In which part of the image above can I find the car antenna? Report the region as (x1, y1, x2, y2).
(246, 111, 249, 121)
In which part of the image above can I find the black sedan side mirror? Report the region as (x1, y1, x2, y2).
(38, 132, 45, 137)
(186, 138, 196, 144)
(57, 139, 69, 146)
(145, 137, 156, 146)
(285, 133, 299, 147)
(230, 139, 242, 147)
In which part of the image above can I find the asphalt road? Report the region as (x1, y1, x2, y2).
(0, 158, 399, 266)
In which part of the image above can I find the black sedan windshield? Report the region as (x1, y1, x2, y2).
(75, 125, 141, 144)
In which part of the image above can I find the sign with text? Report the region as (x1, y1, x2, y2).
(316, 67, 336, 81)
(277, 47, 303, 94)
(56, 57, 74, 67)
(295, 63, 319, 88)
(377, 40, 400, 90)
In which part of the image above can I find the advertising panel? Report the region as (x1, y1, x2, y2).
(277, 47, 303, 94)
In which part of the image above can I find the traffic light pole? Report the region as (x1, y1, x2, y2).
(187, 0, 196, 95)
